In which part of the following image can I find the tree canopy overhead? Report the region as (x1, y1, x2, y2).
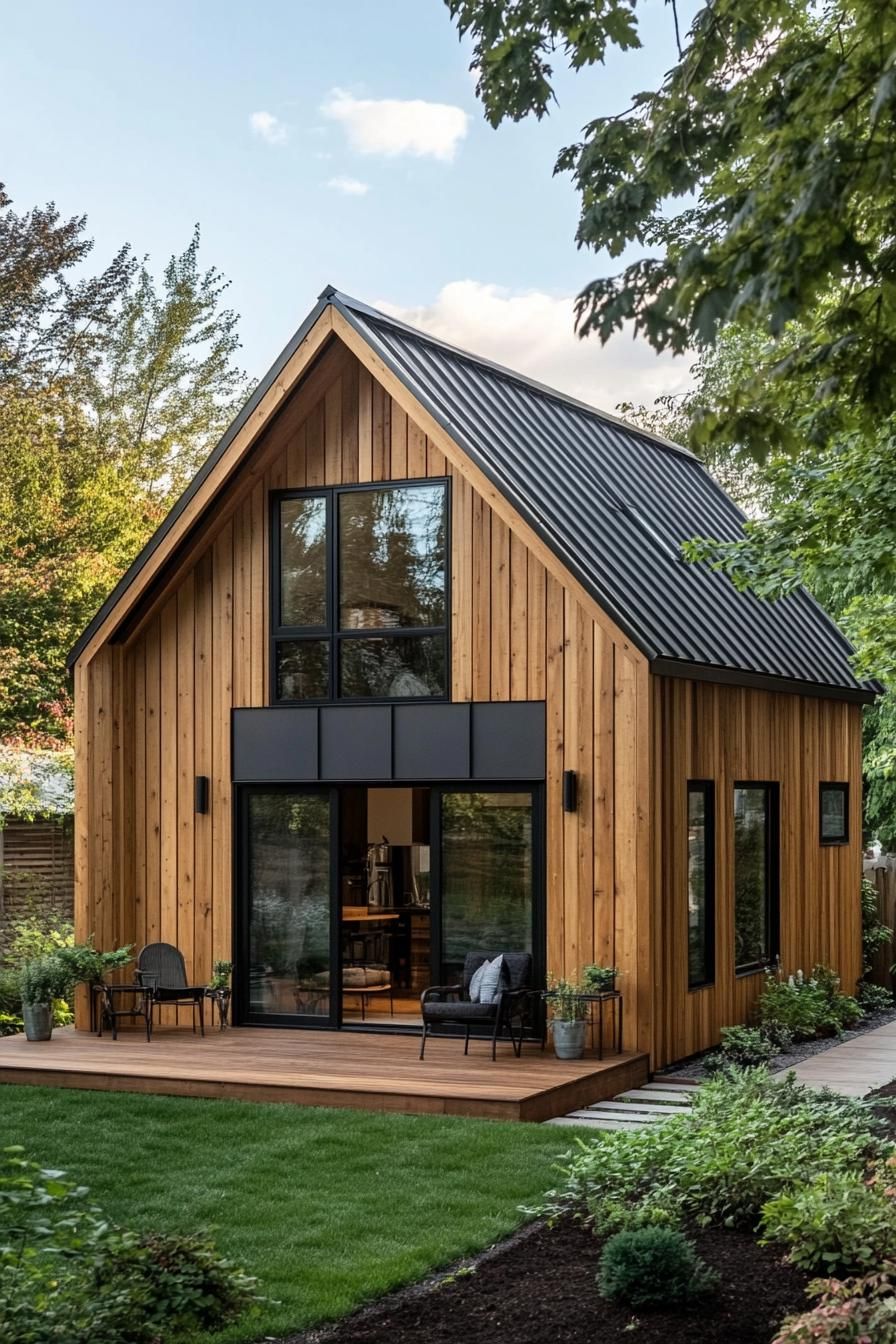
(448, 0, 896, 447)
(0, 185, 249, 745)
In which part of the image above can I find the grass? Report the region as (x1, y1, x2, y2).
(1, 1083, 570, 1342)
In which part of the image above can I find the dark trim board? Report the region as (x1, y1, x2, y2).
(651, 658, 877, 705)
(231, 701, 547, 784)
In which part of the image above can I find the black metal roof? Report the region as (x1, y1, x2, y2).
(69, 286, 879, 701)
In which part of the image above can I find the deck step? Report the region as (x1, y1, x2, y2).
(614, 1088, 694, 1105)
(641, 1080, 701, 1092)
(568, 1107, 667, 1123)
(591, 1099, 690, 1115)
(545, 1114, 648, 1131)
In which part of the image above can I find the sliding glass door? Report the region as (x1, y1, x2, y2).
(240, 789, 335, 1025)
(435, 789, 539, 986)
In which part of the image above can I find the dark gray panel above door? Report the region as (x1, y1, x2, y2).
(471, 702, 546, 780)
(232, 707, 318, 782)
(319, 706, 392, 780)
(393, 703, 471, 779)
(232, 702, 545, 783)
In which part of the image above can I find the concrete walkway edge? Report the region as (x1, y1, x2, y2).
(773, 1019, 896, 1097)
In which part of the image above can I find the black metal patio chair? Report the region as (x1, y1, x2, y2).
(136, 942, 206, 1038)
(419, 951, 534, 1061)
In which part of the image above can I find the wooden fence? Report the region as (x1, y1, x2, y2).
(864, 857, 896, 987)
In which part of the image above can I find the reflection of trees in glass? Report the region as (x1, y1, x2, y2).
(734, 788, 769, 969)
(339, 485, 445, 629)
(276, 639, 329, 700)
(440, 793, 533, 978)
(340, 635, 445, 698)
(687, 789, 708, 984)
(280, 497, 327, 627)
(247, 793, 330, 1013)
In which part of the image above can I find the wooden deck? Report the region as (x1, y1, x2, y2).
(0, 1027, 648, 1122)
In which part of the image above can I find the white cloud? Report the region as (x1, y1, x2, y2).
(320, 88, 469, 162)
(378, 281, 693, 416)
(249, 110, 288, 146)
(327, 175, 370, 197)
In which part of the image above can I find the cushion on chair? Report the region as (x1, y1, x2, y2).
(477, 955, 507, 1004)
(468, 959, 489, 1003)
(423, 1000, 497, 1021)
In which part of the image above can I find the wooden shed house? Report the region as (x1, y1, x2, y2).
(68, 289, 875, 1068)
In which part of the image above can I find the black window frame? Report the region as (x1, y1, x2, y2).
(733, 780, 780, 976)
(270, 478, 451, 705)
(819, 781, 849, 846)
(687, 780, 715, 990)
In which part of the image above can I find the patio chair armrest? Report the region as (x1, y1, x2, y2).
(420, 984, 462, 1005)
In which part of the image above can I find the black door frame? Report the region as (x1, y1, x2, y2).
(234, 784, 342, 1030)
(234, 779, 545, 1032)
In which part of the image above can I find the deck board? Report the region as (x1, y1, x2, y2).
(0, 1027, 648, 1122)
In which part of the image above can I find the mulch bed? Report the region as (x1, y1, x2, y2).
(288, 1218, 810, 1344)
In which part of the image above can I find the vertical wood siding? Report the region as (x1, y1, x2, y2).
(651, 676, 864, 1067)
(74, 340, 653, 1050)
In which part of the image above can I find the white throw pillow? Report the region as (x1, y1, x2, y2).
(477, 955, 506, 1005)
(468, 959, 489, 1003)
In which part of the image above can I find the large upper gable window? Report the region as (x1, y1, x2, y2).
(272, 481, 448, 703)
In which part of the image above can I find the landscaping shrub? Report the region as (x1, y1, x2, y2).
(759, 966, 862, 1041)
(0, 1011, 23, 1036)
(0, 1147, 260, 1343)
(0, 967, 21, 1015)
(539, 1069, 892, 1235)
(761, 1168, 896, 1274)
(773, 1267, 896, 1343)
(597, 1226, 718, 1308)
(703, 1025, 778, 1074)
(862, 876, 892, 974)
(857, 979, 894, 1015)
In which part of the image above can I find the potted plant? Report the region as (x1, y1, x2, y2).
(545, 975, 590, 1059)
(20, 954, 71, 1041)
(582, 964, 621, 994)
(55, 941, 133, 989)
(207, 960, 233, 1028)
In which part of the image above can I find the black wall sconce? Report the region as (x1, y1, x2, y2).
(563, 770, 578, 813)
(195, 775, 210, 815)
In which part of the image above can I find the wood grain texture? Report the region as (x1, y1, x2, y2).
(651, 676, 864, 1067)
(74, 344, 653, 1052)
(0, 1026, 648, 1123)
(71, 336, 860, 1072)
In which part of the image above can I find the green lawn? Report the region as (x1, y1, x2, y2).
(1, 1084, 571, 1341)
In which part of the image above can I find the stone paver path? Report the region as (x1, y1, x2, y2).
(774, 1018, 896, 1097)
(545, 1078, 698, 1129)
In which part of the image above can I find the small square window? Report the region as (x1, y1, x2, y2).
(819, 783, 849, 845)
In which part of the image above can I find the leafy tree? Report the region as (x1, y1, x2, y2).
(0, 185, 249, 743)
(447, 0, 896, 440)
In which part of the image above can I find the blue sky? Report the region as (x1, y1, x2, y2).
(1, 1, 695, 407)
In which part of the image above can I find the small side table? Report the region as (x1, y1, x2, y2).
(540, 990, 623, 1059)
(94, 983, 153, 1042)
(206, 987, 231, 1030)
(578, 990, 623, 1059)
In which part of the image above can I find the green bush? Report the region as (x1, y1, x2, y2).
(19, 954, 72, 1005)
(597, 1226, 718, 1308)
(759, 966, 862, 1041)
(0, 1147, 260, 1344)
(0, 1011, 23, 1036)
(862, 876, 892, 974)
(537, 1069, 892, 1235)
(857, 980, 894, 1015)
(55, 940, 133, 987)
(762, 1169, 896, 1274)
(704, 1025, 778, 1074)
(773, 1267, 896, 1343)
(1, 910, 74, 971)
(0, 967, 21, 1014)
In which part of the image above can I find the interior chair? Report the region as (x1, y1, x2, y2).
(136, 942, 206, 1037)
(419, 951, 533, 1060)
